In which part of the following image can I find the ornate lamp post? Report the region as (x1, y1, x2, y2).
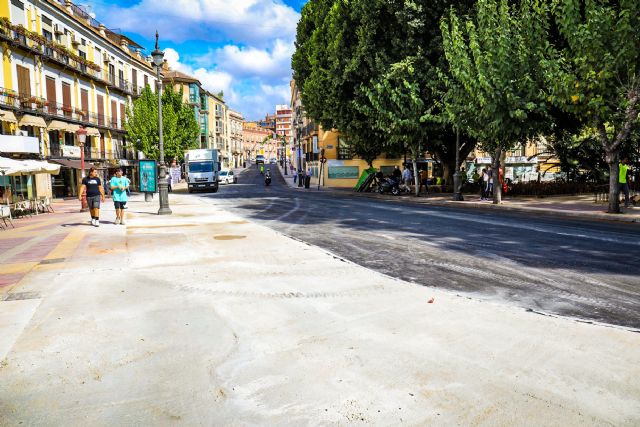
(76, 126, 88, 211)
(151, 31, 171, 215)
(282, 136, 288, 175)
(453, 128, 464, 201)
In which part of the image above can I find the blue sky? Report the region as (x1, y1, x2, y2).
(85, 0, 305, 120)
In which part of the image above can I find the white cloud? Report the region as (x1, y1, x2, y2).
(98, 0, 299, 46)
(91, 0, 299, 120)
(164, 48, 236, 102)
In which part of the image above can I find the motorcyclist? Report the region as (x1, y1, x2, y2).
(259, 164, 264, 174)
(264, 169, 272, 186)
(265, 169, 271, 178)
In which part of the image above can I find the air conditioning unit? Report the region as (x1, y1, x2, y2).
(70, 34, 79, 45)
(18, 130, 29, 137)
(103, 52, 111, 63)
(53, 24, 63, 35)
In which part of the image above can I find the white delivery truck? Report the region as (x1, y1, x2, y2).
(185, 149, 221, 193)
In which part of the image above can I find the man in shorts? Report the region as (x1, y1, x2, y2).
(79, 167, 105, 227)
(109, 168, 130, 225)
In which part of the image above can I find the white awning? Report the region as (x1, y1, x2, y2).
(18, 114, 47, 128)
(20, 159, 61, 175)
(0, 110, 17, 124)
(85, 127, 101, 136)
(0, 156, 39, 176)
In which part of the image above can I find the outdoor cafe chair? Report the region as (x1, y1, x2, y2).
(0, 205, 13, 229)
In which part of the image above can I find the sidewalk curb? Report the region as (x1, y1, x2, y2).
(329, 188, 640, 224)
(272, 164, 638, 224)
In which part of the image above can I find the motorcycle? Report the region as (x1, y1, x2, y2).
(377, 177, 401, 195)
(265, 175, 272, 186)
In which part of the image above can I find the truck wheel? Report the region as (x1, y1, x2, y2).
(188, 188, 193, 194)
(212, 184, 219, 193)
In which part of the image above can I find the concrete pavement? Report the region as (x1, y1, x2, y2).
(1, 191, 638, 425)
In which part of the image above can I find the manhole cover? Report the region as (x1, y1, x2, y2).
(39, 258, 65, 265)
(213, 235, 246, 240)
(4, 292, 40, 301)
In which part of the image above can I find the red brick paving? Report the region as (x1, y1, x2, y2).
(0, 273, 26, 288)
(8, 233, 69, 263)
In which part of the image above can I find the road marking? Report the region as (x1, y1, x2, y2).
(412, 209, 640, 247)
(1, 262, 38, 274)
(44, 229, 86, 260)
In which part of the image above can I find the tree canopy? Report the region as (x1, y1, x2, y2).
(125, 85, 199, 163)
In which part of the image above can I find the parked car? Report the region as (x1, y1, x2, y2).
(270, 158, 278, 164)
(218, 170, 237, 184)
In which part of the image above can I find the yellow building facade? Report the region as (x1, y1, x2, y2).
(0, 0, 155, 198)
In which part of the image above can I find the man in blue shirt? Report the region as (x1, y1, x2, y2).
(110, 168, 129, 225)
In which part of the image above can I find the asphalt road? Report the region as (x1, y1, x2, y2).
(196, 164, 640, 330)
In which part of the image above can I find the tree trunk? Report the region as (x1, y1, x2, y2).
(492, 147, 503, 204)
(607, 150, 620, 213)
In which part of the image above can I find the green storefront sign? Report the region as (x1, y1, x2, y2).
(139, 160, 157, 193)
(328, 166, 359, 179)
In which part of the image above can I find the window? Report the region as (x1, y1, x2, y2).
(64, 132, 74, 146)
(11, 0, 24, 27)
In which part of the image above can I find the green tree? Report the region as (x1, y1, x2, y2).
(293, 0, 477, 174)
(542, 0, 640, 213)
(125, 86, 199, 163)
(358, 0, 477, 193)
(441, 0, 551, 203)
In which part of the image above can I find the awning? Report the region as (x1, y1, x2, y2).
(49, 159, 106, 170)
(18, 114, 47, 128)
(0, 157, 60, 176)
(21, 159, 61, 175)
(66, 123, 80, 133)
(0, 110, 17, 124)
(47, 120, 74, 132)
(85, 127, 101, 137)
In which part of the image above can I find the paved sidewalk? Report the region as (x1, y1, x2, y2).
(1, 192, 638, 425)
(274, 166, 639, 223)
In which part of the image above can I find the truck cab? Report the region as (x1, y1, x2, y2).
(185, 149, 221, 193)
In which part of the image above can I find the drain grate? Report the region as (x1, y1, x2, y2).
(39, 258, 65, 265)
(4, 292, 41, 301)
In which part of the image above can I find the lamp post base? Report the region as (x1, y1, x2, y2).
(157, 165, 172, 215)
(453, 172, 464, 201)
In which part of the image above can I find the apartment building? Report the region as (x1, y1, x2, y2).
(162, 68, 208, 149)
(0, 0, 156, 198)
(243, 121, 274, 162)
(227, 109, 243, 168)
(208, 93, 230, 168)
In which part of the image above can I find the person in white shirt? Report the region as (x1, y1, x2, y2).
(402, 166, 413, 187)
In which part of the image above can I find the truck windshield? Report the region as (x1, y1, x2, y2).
(189, 161, 214, 173)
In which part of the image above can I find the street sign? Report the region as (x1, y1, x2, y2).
(139, 160, 157, 193)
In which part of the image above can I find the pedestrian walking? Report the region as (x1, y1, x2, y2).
(402, 166, 413, 188)
(481, 168, 489, 200)
(293, 168, 298, 184)
(110, 168, 130, 225)
(79, 167, 105, 227)
(619, 157, 631, 208)
(459, 167, 468, 193)
(167, 172, 173, 193)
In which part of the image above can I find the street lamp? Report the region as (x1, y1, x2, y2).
(282, 136, 288, 175)
(151, 31, 171, 215)
(76, 126, 88, 212)
(296, 119, 303, 187)
(453, 128, 464, 201)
